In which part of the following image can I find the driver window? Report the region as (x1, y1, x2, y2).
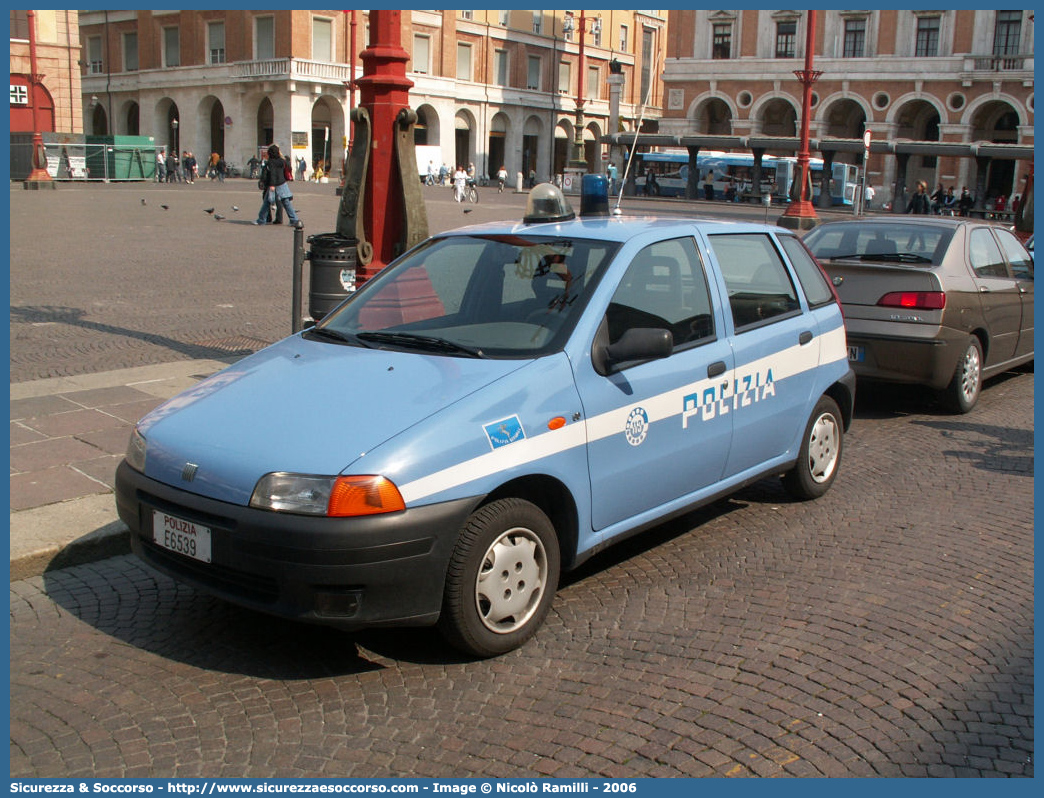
(605, 237, 715, 350)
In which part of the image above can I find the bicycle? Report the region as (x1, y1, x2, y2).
(464, 179, 479, 203)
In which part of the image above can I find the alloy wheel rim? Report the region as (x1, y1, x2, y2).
(961, 345, 981, 403)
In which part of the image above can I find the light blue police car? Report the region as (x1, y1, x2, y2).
(116, 181, 855, 657)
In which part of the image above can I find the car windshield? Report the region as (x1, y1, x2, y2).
(313, 234, 619, 358)
(804, 223, 955, 267)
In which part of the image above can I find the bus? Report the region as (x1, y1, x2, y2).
(632, 149, 860, 206)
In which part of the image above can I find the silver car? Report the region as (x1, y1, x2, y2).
(804, 217, 1033, 412)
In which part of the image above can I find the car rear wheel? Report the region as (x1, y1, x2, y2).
(782, 395, 843, 500)
(943, 336, 982, 413)
(438, 498, 560, 658)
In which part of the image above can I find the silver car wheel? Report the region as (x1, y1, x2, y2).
(475, 527, 547, 634)
(807, 411, 840, 484)
(959, 342, 982, 405)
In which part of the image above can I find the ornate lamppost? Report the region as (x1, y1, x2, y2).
(24, 9, 54, 189)
(563, 10, 602, 188)
(779, 10, 820, 230)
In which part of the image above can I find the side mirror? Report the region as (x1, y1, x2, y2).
(595, 328, 673, 374)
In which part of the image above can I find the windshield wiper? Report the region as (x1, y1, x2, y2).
(305, 327, 369, 347)
(824, 252, 933, 264)
(855, 252, 934, 264)
(357, 331, 486, 358)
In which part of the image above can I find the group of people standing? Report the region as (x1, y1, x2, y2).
(155, 150, 226, 184)
(905, 182, 979, 216)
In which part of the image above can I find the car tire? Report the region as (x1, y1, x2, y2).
(782, 395, 843, 501)
(438, 498, 560, 658)
(942, 336, 983, 414)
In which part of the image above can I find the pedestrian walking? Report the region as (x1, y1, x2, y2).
(427, 160, 437, 186)
(215, 154, 227, 183)
(296, 156, 307, 182)
(166, 152, 179, 183)
(254, 144, 301, 227)
(863, 183, 875, 210)
(453, 165, 467, 202)
(906, 181, 931, 214)
(607, 162, 618, 194)
(155, 150, 166, 183)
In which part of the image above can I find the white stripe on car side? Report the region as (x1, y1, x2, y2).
(398, 324, 847, 504)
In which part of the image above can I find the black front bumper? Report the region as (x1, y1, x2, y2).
(115, 460, 480, 630)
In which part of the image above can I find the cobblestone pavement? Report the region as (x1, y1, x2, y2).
(10, 371, 1033, 778)
(9, 181, 851, 383)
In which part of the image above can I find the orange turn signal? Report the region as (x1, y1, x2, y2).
(327, 475, 406, 517)
(548, 416, 567, 430)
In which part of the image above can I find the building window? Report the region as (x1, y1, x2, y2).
(123, 32, 138, 71)
(255, 16, 275, 61)
(843, 18, 866, 58)
(775, 20, 797, 58)
(993, 10, 1022, 56)
(208, 21, 225, 65)
(163, 27, 179, 68)
(461, 11, 474, 22)
(499, 11, 509, 27)
(494, 49, 509, 87)
(412, 34, 430, 74)
(87, 35, 104, 73)
(620, 24, 628, 51)
(558, 60, 571, 94)
(527, 55, 541, 90)
(10, 11, 29, 40)
(586, 65, 599, 99)
(915, 16, 940, 57)
(312, 17, 333, 62)
(641, 28, 654, 100)
(712, 23, 732, 59)
(532, 11, 541, 34)
(457, 43, 472, 82)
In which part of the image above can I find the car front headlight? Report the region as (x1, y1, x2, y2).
(249, 473, 406, 517)
(125, 427, 147, 473)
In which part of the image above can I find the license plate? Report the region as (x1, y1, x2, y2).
(153, 511, 212, 563)
(847, 345, 865, 362)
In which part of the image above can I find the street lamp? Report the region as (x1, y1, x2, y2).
(779, 10, 821, 230)
(563, 10, 602, 182)
(24, 9, 54, 188)
(171, 118, 179, 155)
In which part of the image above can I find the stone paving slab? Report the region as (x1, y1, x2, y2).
(9, 359, 234, 578)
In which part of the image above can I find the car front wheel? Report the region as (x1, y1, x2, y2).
(438, 498, 561, 658)
(943, 336, 982, 413)
(782, 395, 843, 500)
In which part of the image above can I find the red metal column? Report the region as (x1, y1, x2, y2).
(25, 10, 54, 186)
(354, 10, 414, 279)
(779, 10, 820, 229)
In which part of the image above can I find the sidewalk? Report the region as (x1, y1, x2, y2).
(9, 358, 237, 580)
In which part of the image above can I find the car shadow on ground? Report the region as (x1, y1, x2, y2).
(852, 368, 1031, 420)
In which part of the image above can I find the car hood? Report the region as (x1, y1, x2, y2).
(137, 335, 530, 505)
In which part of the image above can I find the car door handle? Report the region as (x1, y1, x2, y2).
(799, 331, 814, 345)
(707, 361, 726, 378)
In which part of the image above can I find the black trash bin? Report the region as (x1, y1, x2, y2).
(307, 233, 358, 321)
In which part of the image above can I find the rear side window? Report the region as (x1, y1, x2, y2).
(777, 234, 835, 308)
(708, 233, 800, 331)
(995, 229, 1034, 281)
(969, 228, 1008, 278)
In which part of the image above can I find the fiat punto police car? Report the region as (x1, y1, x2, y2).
(116, 182, 855, 657)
